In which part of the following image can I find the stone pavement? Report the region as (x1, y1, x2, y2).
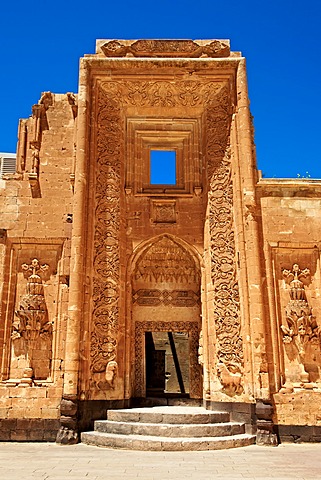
(0, 443, 321, 480)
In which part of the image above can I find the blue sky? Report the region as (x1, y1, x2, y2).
(1, 0, 320, 178)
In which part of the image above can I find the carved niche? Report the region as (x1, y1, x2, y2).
(280, 263, 320, 390)
(133, 235, 200, 286)
(11, 259, 52, 384)
(206, 92, 244, 391)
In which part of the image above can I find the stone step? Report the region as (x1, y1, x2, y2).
(107, 406, 230, 424)
(95, 419, 245, 437)
(81, 431, 256, 451)
(81, 406, 256, 451)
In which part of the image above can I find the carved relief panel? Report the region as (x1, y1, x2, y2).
(1, 241, 64, 385)
(272, 247, 321, 393)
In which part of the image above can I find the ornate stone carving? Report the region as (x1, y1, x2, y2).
(206, 90, 243, 389)
(92, 80, 238, 391)
(152, 200, 176, 224)
(90, 86, 122, 374)
(12, 258, 52, 383)
(217, 362, 243, 395)
(105, 360, 118, 388)
(101, 39, 230, 58)
(133, 236, 200, 285)
(281, 264, 319, 349)
(134, 321, 201, 398)
(102, 80, 225, 108)
(133, 289, 200, 307)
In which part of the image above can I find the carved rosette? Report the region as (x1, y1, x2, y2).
(135, 321, 201, 398)
(91, 86, 122, 374)
(206, 90, 244, 380)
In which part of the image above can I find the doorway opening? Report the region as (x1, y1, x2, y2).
(145, 331, 189, 397)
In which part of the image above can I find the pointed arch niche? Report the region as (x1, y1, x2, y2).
(127, 234, 202, 398)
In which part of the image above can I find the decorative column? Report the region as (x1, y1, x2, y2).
(56, 61, 89, 444)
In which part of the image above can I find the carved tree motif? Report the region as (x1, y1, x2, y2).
(12, 259, 52, 382)
(281, 264, 320, 358)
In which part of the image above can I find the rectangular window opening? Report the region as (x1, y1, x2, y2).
(150, 150, 176, 185)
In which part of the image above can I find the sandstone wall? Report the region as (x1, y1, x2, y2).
(259, 179, 321, 438)
(0, 93, 75, 439)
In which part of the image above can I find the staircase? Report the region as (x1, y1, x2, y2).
(81, 406, 256, 451)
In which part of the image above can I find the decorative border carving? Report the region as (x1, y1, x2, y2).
(134, 321, 201, 398)
(100, 40, 230, 58)
(101, 80, 225, 108)
(133, 289, 200, 307)
(91, 87, 122, 373)
(206, 89, 244, 378)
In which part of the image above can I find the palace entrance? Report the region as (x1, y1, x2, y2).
(145, 331, 189, 397)
(130, 235, 202, 399)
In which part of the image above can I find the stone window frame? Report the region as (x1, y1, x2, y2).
(125, 117, 201, 196)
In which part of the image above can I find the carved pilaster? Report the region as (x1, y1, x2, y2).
(90, 86, 121, 375)
(206, 90, 244, 394)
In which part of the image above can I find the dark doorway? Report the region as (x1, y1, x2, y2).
(145, 331, 190, 397)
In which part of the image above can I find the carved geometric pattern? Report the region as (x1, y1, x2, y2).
(133, 289, 200, 307)
(134, 321, 201, 398)
(206, 89, 244, 374)
(100, 39, 230, 58)
(152, 200, 176, 223)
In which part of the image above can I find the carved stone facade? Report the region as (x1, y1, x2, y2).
(0, 39, 321, 444)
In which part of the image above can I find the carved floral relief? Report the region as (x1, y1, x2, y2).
(91, 87, 121, 374)
(206, 90, 244, 391)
